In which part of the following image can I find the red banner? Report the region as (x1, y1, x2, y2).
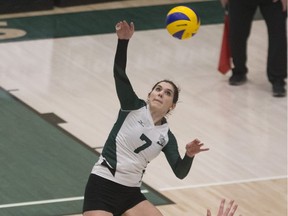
(218, 13, 231, 74)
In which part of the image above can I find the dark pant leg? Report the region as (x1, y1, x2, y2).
(259, 0, 287, 85)
(229, 0, 258, 75)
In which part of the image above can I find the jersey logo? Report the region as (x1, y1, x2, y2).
(138, 120, 145, 127)
(157, 135, 165, 147)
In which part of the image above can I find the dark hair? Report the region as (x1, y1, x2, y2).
(150, 79, 180, 104)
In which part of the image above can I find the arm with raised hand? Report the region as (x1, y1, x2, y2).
(207, 199, 241, 216)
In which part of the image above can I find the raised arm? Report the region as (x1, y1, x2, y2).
(113, 21, 142, 110)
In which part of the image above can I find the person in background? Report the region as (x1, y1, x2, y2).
(207, 199, 241, 216)
(221, 0, 287, 97)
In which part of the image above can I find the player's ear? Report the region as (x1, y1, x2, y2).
(171, 103, 176, 110)
(147, 92, 151, 100)
(167, 104, 176, 114)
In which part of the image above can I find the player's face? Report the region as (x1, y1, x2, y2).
(148, 82, 175, 113)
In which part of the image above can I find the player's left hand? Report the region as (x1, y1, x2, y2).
(185, 139, 209, 157)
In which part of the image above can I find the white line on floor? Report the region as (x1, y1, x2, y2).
(0, 189, 149, 209)
(159, 175, 287, 191)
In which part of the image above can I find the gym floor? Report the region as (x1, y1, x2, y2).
(0, 0, 286, 215)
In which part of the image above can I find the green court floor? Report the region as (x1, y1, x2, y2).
(0, 87, 173, 216)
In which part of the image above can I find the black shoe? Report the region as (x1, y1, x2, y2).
(272, 83, 286, 97)
(229, 74, 247, 86)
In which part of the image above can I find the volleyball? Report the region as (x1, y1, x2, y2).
(165, 6, 200, 40)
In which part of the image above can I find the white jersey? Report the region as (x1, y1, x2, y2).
(92, 104, 171, 187)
